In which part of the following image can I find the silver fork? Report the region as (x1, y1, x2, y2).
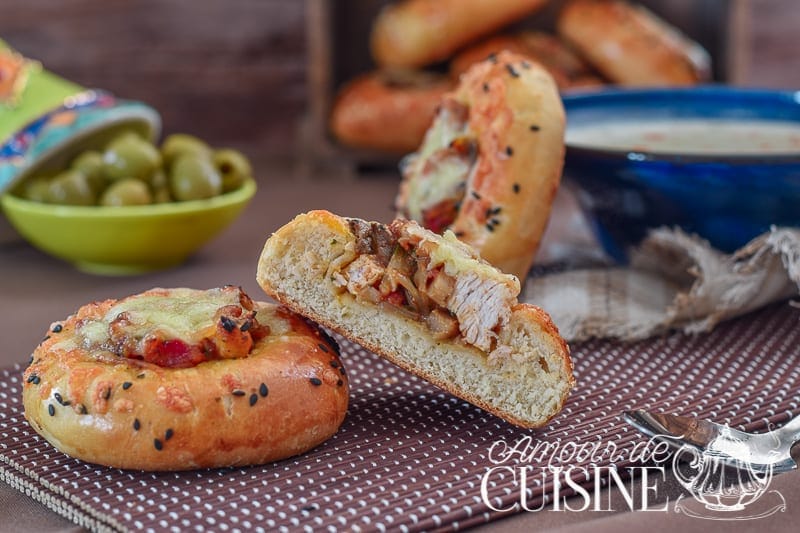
(623, 409, 800, 474)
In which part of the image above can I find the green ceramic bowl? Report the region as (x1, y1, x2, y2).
(2, 178, 256, 275)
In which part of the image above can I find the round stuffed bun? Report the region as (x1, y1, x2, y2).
(22, 286, 349, 471)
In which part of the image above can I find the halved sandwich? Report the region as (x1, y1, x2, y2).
(257, 210, 573, 428)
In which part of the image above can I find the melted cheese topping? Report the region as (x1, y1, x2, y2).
(54, 287, 281, 367)
(102, 288, 234, 345)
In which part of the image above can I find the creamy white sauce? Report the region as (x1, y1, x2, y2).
(566, 119, 800, 155)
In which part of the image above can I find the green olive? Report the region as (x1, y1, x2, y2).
(149, 169, 173, 202)
(161, 133, 212, 168)
(213, 148, 252, 192)
(150, 169, 167, 188)
(102, 136, 162, 182)
(169, 154, 222, 201)
(23, 177, 52, 203)
(47, 170, 96, 205)
(99, 179, 153, 206)
(153, 187, 173, 204)
(70, 151, 107, 194)
(106, 131, 145, 146)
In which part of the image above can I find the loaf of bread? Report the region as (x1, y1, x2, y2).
(557, 0, 711, 86)
(329, 70, 453, 154)
(370, 0, 551, 68)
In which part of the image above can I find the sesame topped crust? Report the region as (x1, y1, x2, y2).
(22, 287, 349, 471)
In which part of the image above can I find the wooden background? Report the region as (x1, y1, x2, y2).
(1, 0, 798, 161)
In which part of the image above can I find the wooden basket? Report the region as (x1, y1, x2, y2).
(301, 0, 750, 176)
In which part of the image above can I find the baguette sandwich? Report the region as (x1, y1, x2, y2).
(257, 210, 573, 428)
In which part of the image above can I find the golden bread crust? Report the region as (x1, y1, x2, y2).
(449, 31, 599, 91)
(22, 289, 349, 471)
(557, 0, 711, 86)
(329, 70, 453, 154)
(397, 51, 566, 280)
(370, 0, 550, 68)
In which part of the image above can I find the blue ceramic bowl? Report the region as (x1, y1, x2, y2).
(562, 86, 800, 262)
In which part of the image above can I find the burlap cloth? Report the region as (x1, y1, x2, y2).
(524, 227, 800, 342)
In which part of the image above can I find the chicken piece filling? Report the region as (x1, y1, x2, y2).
(331, 219, 513, 352)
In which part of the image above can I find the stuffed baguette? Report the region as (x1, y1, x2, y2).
(257, 210, 573, 428)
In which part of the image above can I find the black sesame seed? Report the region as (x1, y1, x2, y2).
(482, 82, 490, 92)
(530, 124, 541, 132)
(122, 381, 132, 390)
(220, 316, 236, 333)
(486, 223, 495, 232)
(513, 183, 521, 193)
(249, 393, 258, 406)
(471, 191, 482, 200)
(48, 404, 55, 416)
(329, 360, 339, 369)
(240, 320, 252, 332)
(259, 383, 269, 397)
(33, 375, 40, 385)
(133, 419, 140, 431)
(102, 387, 111, 400)
(454, 231, 465, 238)
(27, 374, 39, 384)
(154, 439, 163, 451)
(487, 52, 497, 63)
(505, 146, 514, 156)
(521, 60, 531, 69)
(51, 324, 63, 333)
(165, 428, 174, 441)
(490, 217, 501, 226)
(485, 207, 493, 218)
(318, 343, 329, 353)
(310, 377, 322, 386)
(506, 64, 519, 78)
(317, 328, 340, 356)
(337, 379, 344, 387)
(137, 373, 146, 379)
(42, 335, 50, 342)
(78, 404, 88, 415)
(491, 206, 502, 215)
(54, 392, 64, 405)
(232, 389, 246, 397)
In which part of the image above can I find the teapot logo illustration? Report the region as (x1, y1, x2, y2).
(672, 426, 786, 520)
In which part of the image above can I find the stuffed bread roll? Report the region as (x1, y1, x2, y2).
(257, 210, 573, 428)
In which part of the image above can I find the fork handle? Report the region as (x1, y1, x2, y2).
(777, 413, 800, 442)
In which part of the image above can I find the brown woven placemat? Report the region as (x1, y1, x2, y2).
(1, 303, 799, 532)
